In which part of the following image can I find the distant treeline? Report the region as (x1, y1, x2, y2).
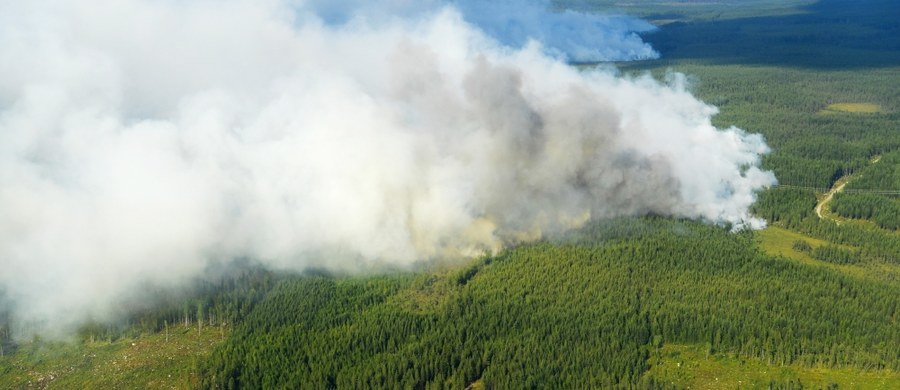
(72, 266, 278, 345)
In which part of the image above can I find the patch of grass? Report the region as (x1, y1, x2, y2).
(756, 226, 829, 264)
(466, 379, 485, 390)
(0, 324, 227, 389)
(645, 343, 900, 389)
(819, 102, 883, 115)
(387, 271, 461, 314)
(755, 226, 900, 284)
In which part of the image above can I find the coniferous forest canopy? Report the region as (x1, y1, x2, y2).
(2, 0, 899, 388)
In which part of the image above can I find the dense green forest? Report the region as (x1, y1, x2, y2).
(197, 218, 899, 388)
(1, 0, 899, 388)
(831, 193, 900, 230)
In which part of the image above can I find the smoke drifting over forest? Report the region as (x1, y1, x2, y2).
(0, 0, 774, 333)
(308, 0, 660, 62)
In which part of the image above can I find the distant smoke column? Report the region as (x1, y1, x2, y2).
(453, 0, 660, 61)
(301, 0, 660, 62)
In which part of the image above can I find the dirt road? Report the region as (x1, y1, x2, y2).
(816, 180, 847, 220)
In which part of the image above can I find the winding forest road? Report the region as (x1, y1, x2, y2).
(815, 155, 882, 221)
(816, 180, 847, 220)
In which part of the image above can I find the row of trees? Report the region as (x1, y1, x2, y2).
(831, 192, 900, 230)
(0, 301, 10, 358)
(799, 242, 862, 264)
(72, 265, 277, 345)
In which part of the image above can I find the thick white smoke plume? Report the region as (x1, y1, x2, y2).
(0, 0, 774, 333)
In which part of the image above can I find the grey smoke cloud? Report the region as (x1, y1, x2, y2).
(0, 0, 774, 333)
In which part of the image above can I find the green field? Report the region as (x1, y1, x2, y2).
(646, 343, 900, 389)
(0, 325, 225, 389)
(756, 226, 900, 285)
(757, 226, 832, 263)
(819, 103, 884, 115)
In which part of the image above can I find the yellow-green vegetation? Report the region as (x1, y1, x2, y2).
(388, 270, 464, 314)
(756, 226, 900, 283)
(819, 103, 883, 115)
(645, 343, 900, 389)
(465, 379, 485, 390)
(0, 325, 227, 389)
(756, 226, 829, 264)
